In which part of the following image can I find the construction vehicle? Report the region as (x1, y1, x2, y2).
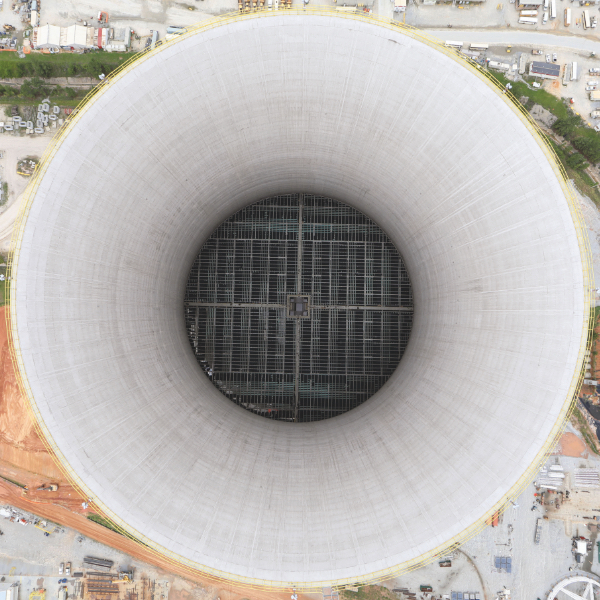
(37, 483, 58, 491)
(3, 24, 14, 32)
(97, 11, 108, 23)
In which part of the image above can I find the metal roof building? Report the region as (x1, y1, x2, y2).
(530, 61, 562, 79)
(34, 24, 60, 49)
(9, 10, 590, 591)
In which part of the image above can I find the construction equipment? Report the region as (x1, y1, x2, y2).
(37, 483, 58, 491)
(34, 523, 53, 536)
(3, 24, 14, 31)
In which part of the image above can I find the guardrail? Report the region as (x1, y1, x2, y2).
(4, 7, 595, 592)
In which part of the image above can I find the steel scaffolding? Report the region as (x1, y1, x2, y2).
(185, 193, 413, 422)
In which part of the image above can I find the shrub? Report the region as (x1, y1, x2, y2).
(566, 152, 589, 170)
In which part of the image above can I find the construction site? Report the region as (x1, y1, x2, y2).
(0, 5, 597, 600)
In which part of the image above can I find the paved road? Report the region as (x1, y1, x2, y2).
(426, 29, 600, 52)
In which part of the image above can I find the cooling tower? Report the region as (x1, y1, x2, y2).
(9, 10, 591, 590)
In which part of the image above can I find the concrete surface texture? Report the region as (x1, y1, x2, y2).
(10, 12, 589, 588)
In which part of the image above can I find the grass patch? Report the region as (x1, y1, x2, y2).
(571, 407, 600, 455)
(548, 139, 600, 203)
(0, 51, 132, 79)
(87, 513, 149, 546)
(0, 252, 7, 307)
(487, 71, 570, 119)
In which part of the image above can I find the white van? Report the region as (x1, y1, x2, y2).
(543, 11, 548, 23)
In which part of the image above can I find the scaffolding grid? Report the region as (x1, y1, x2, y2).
(185, 193, 413, 422)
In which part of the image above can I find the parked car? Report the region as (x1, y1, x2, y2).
(65, 562, 71, 576)
(586, 85, 597, 91)
(532, 49, 543, 55)
(545, 54, 551, 62)
(552, 53, 557, 62)
(590, 68, 600, 73)
(588, 80, 599, 86)
(59, 563, 64, 575)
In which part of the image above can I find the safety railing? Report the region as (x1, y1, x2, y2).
(4, 7, 595, 592)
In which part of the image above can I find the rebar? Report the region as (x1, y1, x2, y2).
(184, 193, 413, 422)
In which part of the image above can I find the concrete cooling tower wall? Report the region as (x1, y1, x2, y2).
(9, 10, 591, 590)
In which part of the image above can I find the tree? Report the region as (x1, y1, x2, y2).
(30, 58, 53, 78)
(566, 152, 589, 170)
(19, 77, 48, 99)
(63, 86, 77, 99)
(572, 136, 600, 164)
(552, 115, 581, 137)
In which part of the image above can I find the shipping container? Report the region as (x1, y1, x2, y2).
(564, 7, 571, 25)
(520, 10, 538, 15)
(572, 61, 578, 81)
(550, 0, 556, 18)
(469, 43, 489, 50)
(519, 16, 538, 23)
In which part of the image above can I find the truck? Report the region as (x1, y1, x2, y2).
(564, 8, 571, 26)
(583, 9, 591, 28)
(532, 49, 543, 55)
(394, 0, 406, 12)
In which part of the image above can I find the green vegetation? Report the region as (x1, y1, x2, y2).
(0, 78, 84, 104)
(553, 115, 582, 137)
(572, 136, 600, 164)
(87, 513, 123, 532)
(487, 71, 600, 202)
(0, 51, 130, 79)
(571, 407, 600, 455)
(87, 513, 148, 546)
(548, 139, 600, 204)
(0, 252, 7, 307)
(487, 72, 570, 119)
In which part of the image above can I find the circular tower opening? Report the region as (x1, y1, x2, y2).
(185, 193, 413, 422)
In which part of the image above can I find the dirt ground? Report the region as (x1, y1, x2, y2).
(0, 133, 55, 252)
(552, 431, 591, 458)
(0, 306, 309, 599)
